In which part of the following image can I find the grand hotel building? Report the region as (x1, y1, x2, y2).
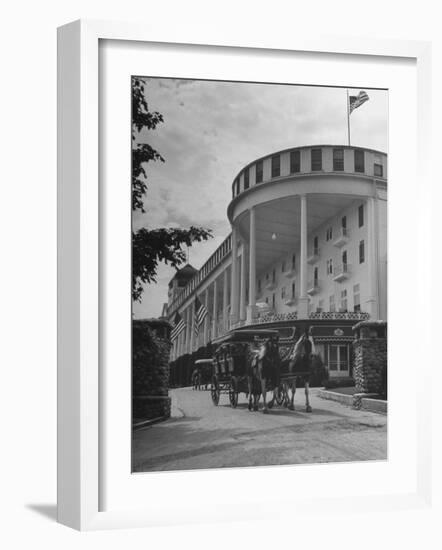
(166, 145, 387, 380)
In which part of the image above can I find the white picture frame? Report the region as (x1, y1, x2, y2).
(57, 19, 432, 531)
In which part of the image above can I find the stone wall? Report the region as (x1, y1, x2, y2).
(352, 321, 387, 396)
(133, 319, 172, 422)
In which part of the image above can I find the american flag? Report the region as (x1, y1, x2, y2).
(194, 295, 208, 336)
(170, 312, 186, 341)
(349, 91, 369, 114)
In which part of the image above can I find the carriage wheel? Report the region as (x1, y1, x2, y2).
(229, 377, 238, 408)
(211, 377, 220, 406)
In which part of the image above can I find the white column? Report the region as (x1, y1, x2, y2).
(239, 247, 247, 321)
(298, 194, 309, 318)
(365, 196, 379, 319)
(247, 206, 257, 323)
(223, 268, 229, 332)
(203, 288, 209, 345)
(212, 279, 218, 338)
(230, 227, 239, 324)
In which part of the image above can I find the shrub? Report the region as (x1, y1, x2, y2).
(309, 354, 328, 387)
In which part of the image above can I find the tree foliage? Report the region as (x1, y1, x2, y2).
(132, 77, 212, 302)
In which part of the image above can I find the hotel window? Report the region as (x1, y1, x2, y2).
(290, 150, 300, 173)
(358, 204, 364, 227)
(327, 259, 333, 275)
(354, 149, 365, 173)
(342, 250, 347, 266)
(271, 154, 280, 178)
(359, 240, 365, 264)
(244, 167, 250, 189)
(272, 268, 276, 283)
(266, 273, 269, 282)
(256, 160, 263, 183)
(291, 282, 296, 298)
(353, 284, 361, 312)
(272, 294, 276, 308)
(374, 154, 383, 177)
(329, 295, 336, 312)
(281, 287, 286, 299)
(333, 148, 344, 171)
(326, 227, 333, 241)
(340, 289, 348, 312)
(281, 260, 286, 273)
(342, 215, 347, 231)
(265, 297, 269, 304)
(311, 148, 322, 171)
(292, 254, 296, 270)
(317, 299, 324, 313)
(314, 266, 319, 283)
(313, 236, 319, 254)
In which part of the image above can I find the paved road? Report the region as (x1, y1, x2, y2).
(132, 387, 387, 472)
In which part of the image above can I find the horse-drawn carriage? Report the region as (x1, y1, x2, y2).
(192, 358, 213, 390)
(211, 328, 285, 411)
(210, 327, 314, 413)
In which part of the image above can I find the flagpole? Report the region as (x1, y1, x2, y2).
(346, 89, 351, 146)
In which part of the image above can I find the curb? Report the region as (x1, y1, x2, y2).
(361, 397, 387, 414)
(318, 389, 387, 414)
(132, 416, 169, 431)
(317, 389, 354, 407)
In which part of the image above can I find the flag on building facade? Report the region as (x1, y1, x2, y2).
(349, 90, 369, 114)
(170, 311, 186, 341)
(194, 295, 208, 336)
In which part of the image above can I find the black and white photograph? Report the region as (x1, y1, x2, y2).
(131, 76, 388, 473)
(4, 0, 439, 542)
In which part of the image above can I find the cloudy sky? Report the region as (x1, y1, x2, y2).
(132, 79, 388, 319)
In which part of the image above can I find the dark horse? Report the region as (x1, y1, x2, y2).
(257, 337, 280, 414)
(282, 330, 313, 412)
(246, 344, 263, 411)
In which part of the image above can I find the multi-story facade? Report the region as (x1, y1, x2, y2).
(167, 145, 387, 380)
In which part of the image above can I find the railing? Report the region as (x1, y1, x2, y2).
(256, 312, 298, 324)
(256, 311, 370, 323)
(338, 227, 348, 238)
(307, 280, 320, 294)
(264, 279, 277, 290)
(333, 263, 351, 276)
(284, 295, 297, 306)
(283, 266, 296, 278)
(333, 227, 350, 247)
(308, 311, 369, 321)
(307, 248, 320, 264)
